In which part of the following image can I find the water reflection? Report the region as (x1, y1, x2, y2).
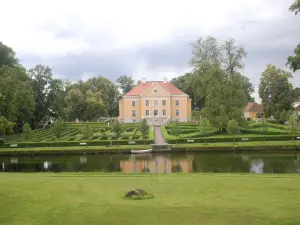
(120, 155, 193, 173)
(250, 159, 264, 174)
(0, 153, 299, 174)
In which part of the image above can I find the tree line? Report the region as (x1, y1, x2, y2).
(171, 1, 300, 130)
(0, 43, 137, 135)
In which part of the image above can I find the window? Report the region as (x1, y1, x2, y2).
(132, 101, 136, 107)
(154, 110, 158, 116)
(145, 110, 150, 116)
(176, 110, 180, 116)
(132, 110, 136, 117)
(154, 90, 158, 93)
(154, 100, 158, 106)
(176, 100, 180, 106)
(162, 109, 166, 116)
(162, 100, 166, 106)
(145, 100, 149, 106)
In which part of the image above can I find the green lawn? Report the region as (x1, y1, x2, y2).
(0, 173, 300, 225)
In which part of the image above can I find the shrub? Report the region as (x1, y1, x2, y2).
(0, 138, 4, 146)
(23, 122, 32, 141)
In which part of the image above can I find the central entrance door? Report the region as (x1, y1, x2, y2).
(154, 110, 158, 116)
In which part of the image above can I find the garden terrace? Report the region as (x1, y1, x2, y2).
(1, 122, 154, 148)
(163, 121, 300, 144)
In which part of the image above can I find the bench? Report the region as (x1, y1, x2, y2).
(79, 143, 87, 146)
(187, 140, 194, 143)
(128, 141, 136, 145)
(242, 138, 249, 141)
(10, 144, 18, 148)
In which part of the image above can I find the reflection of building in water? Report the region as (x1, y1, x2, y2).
(120, 155, 193, 173)
(250, 159, 264, 174)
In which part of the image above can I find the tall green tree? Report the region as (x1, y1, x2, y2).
(287, 44, 300, 72)
(29, 64, 64, 128)
(189, 36, 249, 131)
(0, 42, 19, 67)
(0, 116, 15, 137)
(65, 87, 107, 121)
(116, 75, 135, 94)
(85, 77, 119, 117)
(258, 65, 296, 118)
(0, 66, 35, 125)
(171, 73, 203, 108)
(286, 1, 300, 72)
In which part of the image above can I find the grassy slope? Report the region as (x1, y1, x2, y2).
(0, 173, 300, 225)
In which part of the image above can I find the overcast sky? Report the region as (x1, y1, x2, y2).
(1, 0, 299, 102)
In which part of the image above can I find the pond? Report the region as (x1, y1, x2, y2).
(0, 152, 300, 173)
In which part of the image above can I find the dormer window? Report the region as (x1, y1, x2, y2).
(154, 90, 158, 93)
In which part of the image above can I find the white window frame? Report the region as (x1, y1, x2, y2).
(162, 100, 166, 106)
(176, 100, 180, 106)
(176, 110, 180, 116)
(145, 110, 150, 116)
(154, 100, 158, 106)
(132, 101, 136, 107)
(162, 109, 167, 116)
(154, 89, 158, 93)
(132, 110, 136, 117)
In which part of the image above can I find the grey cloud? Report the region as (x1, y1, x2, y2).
(18, 6, 300, 88)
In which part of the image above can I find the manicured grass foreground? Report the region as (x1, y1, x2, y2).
(0, 174, 300, 225)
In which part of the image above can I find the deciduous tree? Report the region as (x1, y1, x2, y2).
(258, 65, 296, 118)
(287, 1, 300, 72)
(189, 36, 249, 131)
(0, 42, 19, 67)
(117, 75, 135, 94)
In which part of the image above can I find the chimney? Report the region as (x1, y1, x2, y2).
(142, 78, 146, 84)
(163, 77, 168, 83)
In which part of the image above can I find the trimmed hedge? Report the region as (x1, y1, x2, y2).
(166, 135, 299, 144)
(240, 129, 289, 135)
(3, 139, 154, 148)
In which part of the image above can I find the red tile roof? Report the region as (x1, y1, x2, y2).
(125, 81, 185, 96)
(243, 102, 263, 113)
